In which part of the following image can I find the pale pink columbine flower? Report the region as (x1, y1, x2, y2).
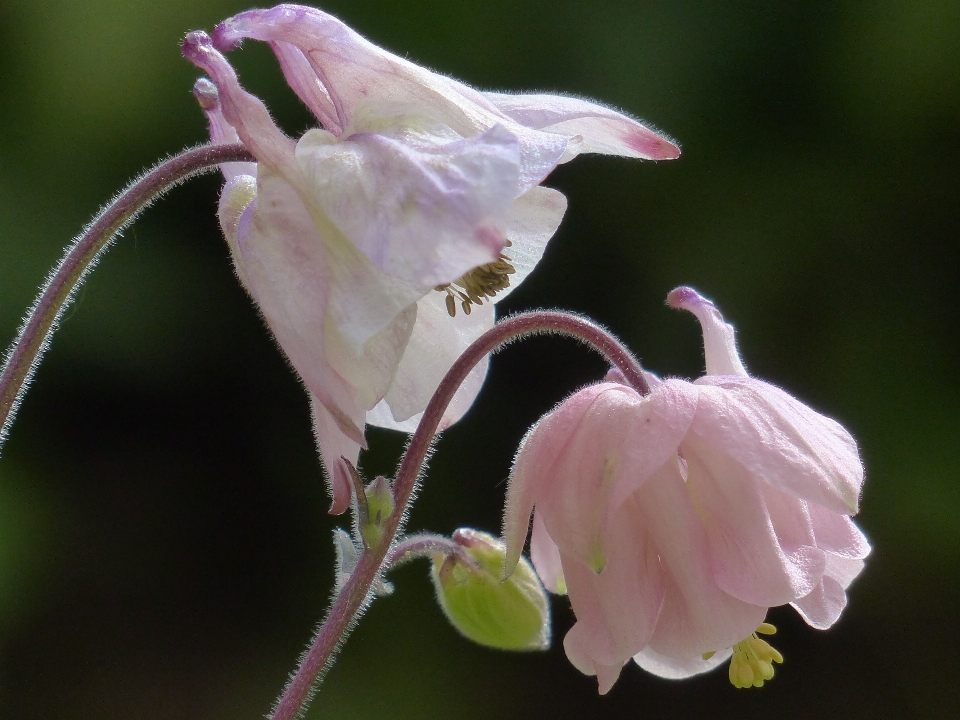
(503, 287, 869, 693)
(183, 4, 679, 513)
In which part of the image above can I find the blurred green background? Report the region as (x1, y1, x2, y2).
(1, 1, 958, 718)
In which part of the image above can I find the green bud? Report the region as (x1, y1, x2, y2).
(431, 528, 550, 651)
(360, 476, 394, 548)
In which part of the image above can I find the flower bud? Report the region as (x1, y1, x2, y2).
(360, 476, 395, 549)
(431, 528, 550, 651)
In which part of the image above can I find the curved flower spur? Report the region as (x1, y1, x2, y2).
(182, 3, 679, 513)
(503, 287, 869, 693)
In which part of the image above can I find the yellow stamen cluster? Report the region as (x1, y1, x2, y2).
(727, 622, 784, 689)
(436, 240, 515, 317)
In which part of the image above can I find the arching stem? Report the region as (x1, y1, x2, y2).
(271, 310, 648, 720)
(386, 533, 478, 570)
(0, 143, 254, 452)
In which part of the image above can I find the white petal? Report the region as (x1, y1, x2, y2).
(324, 305, 417, 411)
(296, 124, 520, 288)
(366, 291, 494, 426)
(214, 7, 569, 190)
(496, 186, 568, 301)
(308, 393, 368, 515)
(633, 646, 733, 680)
(235, 168, 365, 450)
(483, 91, 680, 161)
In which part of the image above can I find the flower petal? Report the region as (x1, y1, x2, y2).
(269, 40, 342, 134)
(633, 645, 733, 680)
(824, 553, 866, 588)
(530, 510, 565, 594)
(495, 186, 568, 301)
(483, 92, 680, 161)
(808, 503, 871, 559)
(682, 434, 825, 606)
(192, 79, 258, 180)
(217, 174, 258, 289)
(692, 376, 864, 513)
(296, 122, 520, 287)
(372, 291, 495, 427)
(324, 305, 417, 411)
(639, 462, 767, 658)
(667, 286, 748, 377)
(561, 500, 663, 693)
(213, 5, 571, 190)
(503, 383, 619, 575)
(791, 569, 850, 630)
(183, 31, 298, 176)
(534, 384, 653, 569)
(309, 393, 364, 515)
(606, 378, 699, 510)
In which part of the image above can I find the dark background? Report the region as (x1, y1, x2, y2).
(1, 1, 958, 718)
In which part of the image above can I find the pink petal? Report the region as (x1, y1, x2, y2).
(324, 305, 417, 412)
(530, 511, 565, 594)
(808, 503, 871, 559)
(682, 435, 825, 606)
(639, 463, 767, 658)
(503, 383, 618, 574)
(533, 384, 651, 569)
(561, 624, 626, 696)
(182, 31, 298, 176)
(691, 376, 864, 514)
(217, 174, 257, 289)
(824, 553, 867, 589)
(192, 79, 258, 181)
(561, 500, 664, 693)
(212, 6, 571, 190)
(309, 393, 364, 515)
(790, 572, 848, 630)
(606, 378, 699, 510)
(667, 286, 748, 377)
(269, 40, 342, 134)
(483, 91, 680, 161)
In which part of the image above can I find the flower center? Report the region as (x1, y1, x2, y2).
(704, 622, 783, 689)
(435, 241, 516, 317)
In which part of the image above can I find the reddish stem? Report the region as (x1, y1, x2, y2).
(0, 143, 254, 452)
(270, 310, 647, 720)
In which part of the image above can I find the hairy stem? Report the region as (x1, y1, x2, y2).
(0, 143, 254, 452)
(271, 310, 647, 720)
(386, 533, 477, 570)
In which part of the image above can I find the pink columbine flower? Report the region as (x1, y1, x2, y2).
(503, 287, 869, 693)
(183, 4, 679, 513)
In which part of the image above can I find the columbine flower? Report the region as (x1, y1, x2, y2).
(503, 287, 869, 693)
(183, 4, 679, 513)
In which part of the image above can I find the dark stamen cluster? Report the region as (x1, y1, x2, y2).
(435, 240, 516, 317)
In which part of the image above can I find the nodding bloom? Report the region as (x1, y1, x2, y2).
(182, 4, 679, 513)
(503, 287, 869, 693)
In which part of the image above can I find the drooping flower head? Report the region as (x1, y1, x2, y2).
(503, 287, 869, 693)
(182, 4, 679, 512)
